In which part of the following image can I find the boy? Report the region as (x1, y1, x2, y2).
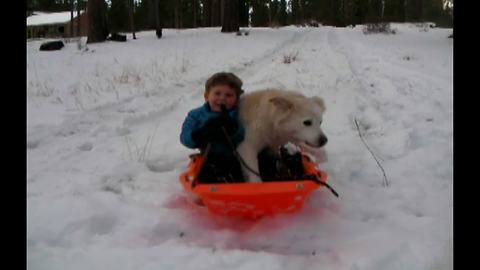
(180, 72, 245, 182)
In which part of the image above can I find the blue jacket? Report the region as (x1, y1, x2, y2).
(180, 103, 245, 156)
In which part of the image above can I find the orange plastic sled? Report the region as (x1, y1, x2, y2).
(179, 153, 329, 219)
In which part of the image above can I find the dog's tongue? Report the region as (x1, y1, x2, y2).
(299, 142, 328, 163)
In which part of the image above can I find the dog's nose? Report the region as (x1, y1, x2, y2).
(318, 136, 328, 147)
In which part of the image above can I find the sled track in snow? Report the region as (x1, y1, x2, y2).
(230, 29, 313, 79)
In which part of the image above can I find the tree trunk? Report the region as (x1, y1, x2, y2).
(211, 0, 221, 26)
(279, 0, 287, 26)
(221, 0, 239, 33)
(154, 0, 160, 28)
(87, 0, 109, 43)
(193, 0, 197, 27)
(220, 0, 225, 26)
(77, 0, 81, 36)
(70, 0, 74, 37)
(154, 0, 162, 38)
(299, 0, 304, 24)
(381, 0, 385, 19)
(175, 0, 180, 29)
(221, 0, 239, 32)
(239, 0, 249, 27)
(203, 0, 211, 27)
(267, 1, 272, 26)
(129, 0, 136, 39)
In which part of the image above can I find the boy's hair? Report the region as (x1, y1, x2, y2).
(205, 72, 244, 98)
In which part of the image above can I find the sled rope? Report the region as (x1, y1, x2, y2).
(221, 126, 263, 179)
(308, 175, 339, 197)
(354, 117, 389, 187)
(317, 180, 339, 197)
(218, 105, 263, 179)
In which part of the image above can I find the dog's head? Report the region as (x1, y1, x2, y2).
(270, 95, 328, 148)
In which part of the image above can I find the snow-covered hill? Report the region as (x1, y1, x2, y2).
(27, 24, 452, 270)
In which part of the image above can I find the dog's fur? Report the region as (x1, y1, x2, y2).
(237, 89, 328, 182)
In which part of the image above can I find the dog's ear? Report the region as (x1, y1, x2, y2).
(311, 96, 326, 113)
(270, 96, 294, 111)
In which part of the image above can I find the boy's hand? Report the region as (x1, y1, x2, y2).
(191, 118, 226, 146)
(219, 105, 238, 135)
(191, 110, 238, 146)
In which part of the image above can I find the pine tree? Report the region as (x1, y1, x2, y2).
(341, 0, 358, 26)
(174, 0, 180, 28)
(193, 0, 198, 27)
(365, 0, 383, 23)
(108, 0, 129, 32)
(405, 0, 423, 22)
(70, 0, 74, 36)
(221, 0, 240, 32)
(291, 0, 298, 24)
(239, 0, 249, 27)
(128, 0, 136, 38)
(422, 0, 443, 23)
(270, 0, 279, 26)
(154, 0, 162, 37)
(279, 0, 287, 26)
(384, 0, 405, 22)
(202, 0, 212, 26)
(133, 0, 149, 30)
(331, 0, 342, 26)
(77, 0, 83, 36)
(211, 0, 221, 26)
(87, 0, 109, 43)
(251, 0, 269, 27)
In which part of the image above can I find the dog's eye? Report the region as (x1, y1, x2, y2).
(303, 120, 312, 126)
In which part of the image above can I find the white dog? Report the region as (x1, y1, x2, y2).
(237, 89, 328, 182)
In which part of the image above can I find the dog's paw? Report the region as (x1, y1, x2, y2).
(299, 142, 328, 163)
(283, 142, 301, 154)
(246, 174, 262, 183)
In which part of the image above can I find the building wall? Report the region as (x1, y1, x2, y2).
(64, 12, 89, 37)
(27, 24, 66, 39)
(27, 12, 88, 39)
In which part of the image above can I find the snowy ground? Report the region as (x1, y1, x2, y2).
(27, 24, 453, 270)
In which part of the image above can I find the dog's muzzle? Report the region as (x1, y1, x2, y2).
(318, 136, 328, 147)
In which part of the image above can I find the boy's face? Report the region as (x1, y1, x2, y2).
(204, 84, 238, 112)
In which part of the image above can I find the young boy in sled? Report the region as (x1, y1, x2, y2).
(180, 72, 245, 183)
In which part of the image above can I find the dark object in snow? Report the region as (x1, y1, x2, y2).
(236, 30, 249, 36)
(39, 40, 64, 51)
(448, 33, 453, 39)
(156, 28, 162, 38)
(307, 20, 320, 27)
(178, 232, 185, 238)
(363, 23, 396, 35)
(108, 33, 127, 42)
(283, 51, 299, 64)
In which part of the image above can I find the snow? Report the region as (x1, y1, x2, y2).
(27, 24, 453, 270)
(27, 11, 84, 26)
